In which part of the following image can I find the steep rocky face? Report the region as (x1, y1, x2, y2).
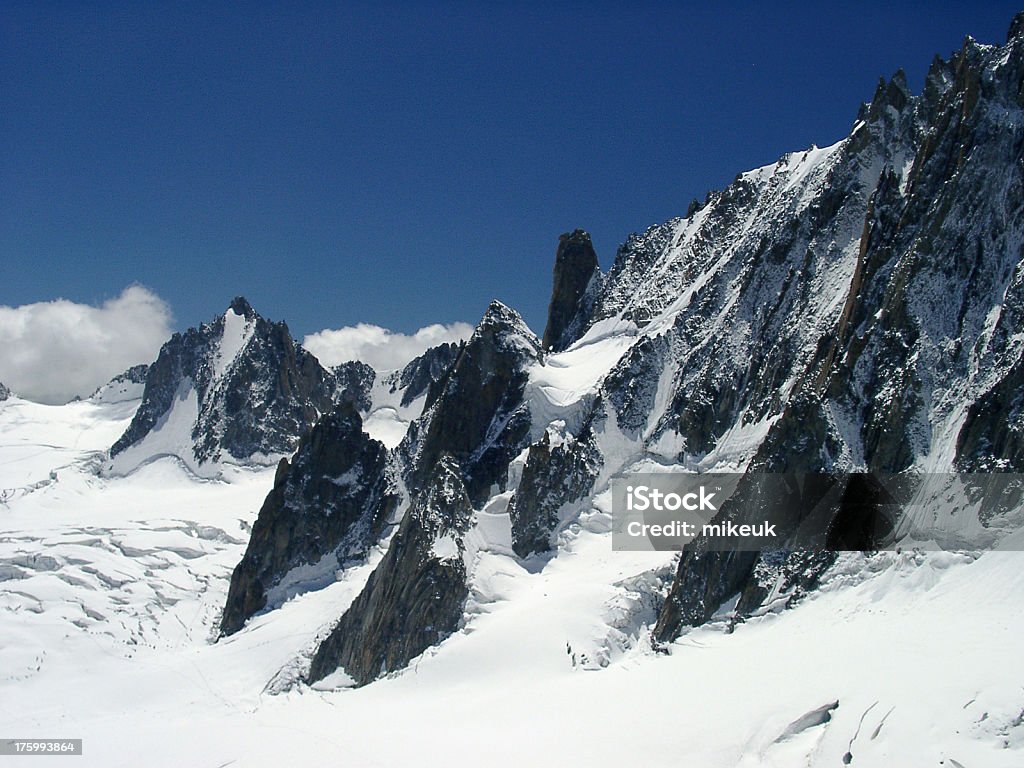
(331, 360, 376, 413)
(652, 395, 845, 640)
(508, 407, 603, 557)
(220, 403, 400, 636)
(956, 357, 1024, 471)
(384, 341, 462, 408)
(814, 40, 1024, 476)
(307, 456, 473, 687)
(576, 26, 1024, 479)
(0, 382, 10, 402)
(401, 301, 541, 505)
(108, 297, 357, 475)
(645, 25, 1024, 640)
(542, 230, 603, 352)
(591, 220, 679, 327)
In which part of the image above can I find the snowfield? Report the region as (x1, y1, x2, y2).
(2, 393, 1023, 767)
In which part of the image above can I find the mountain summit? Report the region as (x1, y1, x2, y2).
(106, 298, 358, 476)
(542, 229, 602, 352)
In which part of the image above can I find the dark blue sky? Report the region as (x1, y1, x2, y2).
(2, 2, 1021, 337)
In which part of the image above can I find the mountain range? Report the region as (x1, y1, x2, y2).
(155, 15, 1023, 685)
(3, 14, 1024, 767)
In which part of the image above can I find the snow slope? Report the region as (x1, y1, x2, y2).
(105, 379, 205, 477)
(361, 371, 429, 449)
(2, 396, 1023, 767)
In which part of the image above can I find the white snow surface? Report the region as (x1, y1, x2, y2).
(214, 307, 255, 378)
(361, 371, 431, 448)
(88, 378, 145, 405)
(2, 393, 1023, 767)
(105, 379, 205, 477)
(530, 328, 635, 409)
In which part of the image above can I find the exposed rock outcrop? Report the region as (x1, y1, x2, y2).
(508, 408, 603, 557)
(542, 230, 602, 352)
(307, 456, 473, 687)
(402, 301, 541, 505)
(331, 360, 376, 413)
(386, 341, 462, 408)
(220, 403, 400, 636)
(956, 357, 1024, 471)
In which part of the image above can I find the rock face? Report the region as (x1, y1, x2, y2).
(384, 341, 462, 408)
(542, 230, 602, 352)
(307, 456, 473, 687)
(220, 403, 400, 636)
(652, 408, 845, 641)
(508, 409, 603, 557)
(956, 357, 1024, 472)
(639, 25, 1024, 641)
(108, 297, 356, 475)
(217, 301, 540, 684)
(0, 382, 10, 402)
(331, 361, 376, 413)
(219, 301, 540, 685)
(401, 301, 541, 505)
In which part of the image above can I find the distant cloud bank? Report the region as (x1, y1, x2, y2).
(303, 322, 473, 372)
(0, 286, 172, 404)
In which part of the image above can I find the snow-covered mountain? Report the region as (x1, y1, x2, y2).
(219, 402, 401, 636)
(219, 16, 1024, 694)
(106, 297, 361, 476)
(3, 14, 1024, 768)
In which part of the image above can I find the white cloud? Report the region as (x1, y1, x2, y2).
(303, 322, 474, 372)
(0, 286, 173, 404)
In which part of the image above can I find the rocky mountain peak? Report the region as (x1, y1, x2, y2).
(1010, 11, 1024, 42)
(479, 300, 539, 343)
(220, 399, 399, 636)
(107, 299, 355, 476)
(331, 360, 376, 412)
(921, 54, 956, 110)
(467, 300, 543, 366)
(543, 229, 603, 352)
(866, 69, 912, 122)
(387, 341, 461, 409)
(402, 301, 540, 504)
(227, 295, 257, 319)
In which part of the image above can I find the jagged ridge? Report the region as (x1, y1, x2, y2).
(221, 15, 1024, 686)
